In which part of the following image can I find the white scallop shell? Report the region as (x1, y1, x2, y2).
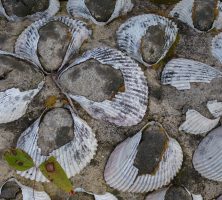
(117, 14, 178, 67)
(193, 126, 222, 181)
(145, 187, 203, 200)
(207, 100, 222, 118)
(104, 121, 183, 193)
(0, 0, 60, 22)
(161, 58, 222, 90)
(0, 178, 51, 200)
(58, 47, 148, 127)
(15, 16, 92, 73)
(0, 50, 44, 124)
(16, 106, 97, 182)
(212, 32, 222, 64)
(74, 188, 118, 200)
(179, 109, 220, 135)
(67, 0, 133, 25)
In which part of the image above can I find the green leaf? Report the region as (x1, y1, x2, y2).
(39, 156, 74, 195)
(3, 148, 34, 171)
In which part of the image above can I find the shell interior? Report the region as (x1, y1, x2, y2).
(207, 100, 222, 118)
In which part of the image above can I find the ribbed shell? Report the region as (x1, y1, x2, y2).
(117, 14, 178, 67)
(161, 58, 222, 90)
(0, 178, 51, 200)
(104, 122, 183, 193)
(212, 33, 222, 64)
(193, 126, 222, 181)
(179, 109, 220, 135)
(207, 100, 222, 118)
(16, 106, 97, 182)
(15, 16, 92, 73)
(0, 0, 60, 22)
(67, 0, 133, 25)
(58, 47, 148, 127)
(0, 50, 44, 124)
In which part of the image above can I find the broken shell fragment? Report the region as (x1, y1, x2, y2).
(117, 14, 178, 67)
(193, 126, 222, 181)
(15, 16, 92, 73)
(67, 0, 133, 25)
(16, 106, 97, 182)
(212, 32, 222, 64)
(104, 122, 183, 193)
(0, 178, 51, 200)
(145, 186, 203, 200)
(0, 0, 60, 22)
(179, 109, 220, 135)
(0, 51, 44, 124)
(74, 188, 118, 200)
(58, 47, 148, 127)
(170, 0, 219, 32)
(161, 58, 222, 90)
(207, 100, 222, 118)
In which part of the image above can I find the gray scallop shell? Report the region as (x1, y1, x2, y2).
(58, 47, 148, 127)
(0, 178, 51, 200)
(193, 126, 222, 181)
(170, 0, 222, 32)
(16, 106, 97, 182)
(207, 100, 222, 118)
(104, 121, 183, 193)
(67, 0, 133, 25)
(0, 50, 44, 124)
(212, 33, 222, 64)
(179, 109, 220, 135)
(74, 188, 118, 200)
(0, 0, 60, 22)
(117, 14, 178, 67)
(145, 187, 203, 200)
(15, 16, 92, 73)
(161, 58, 222, 90)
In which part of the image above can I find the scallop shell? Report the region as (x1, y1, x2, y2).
(58, 47, 148, 127)
(193, 126, 222, 181)
(212, 32, 222, 64)
(179, 109, 220, 135)
(16, 106, 97, 182)
(0, 178, 51, 200)
(0, 50, 44, 124)
(0, 0, 60, 22)
(74, 188, 118, 200)
(104, 121, 183, 193)
(15, 16, 92, 73)
(207, 100, 222, 118)
(145, 187, 203, 200)
(117, 14, 178, 67)
(161, 58, 222, 90)
(67, 0, 133, 25)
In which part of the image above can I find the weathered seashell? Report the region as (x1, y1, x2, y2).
(16, 106, 97, 182)
(179, 109, 220, 135)
(0, 51, 44, 124)
(193, 126, 222, 181)
(117, 14, 178, 67)
(104, 121, 183, 193)
(0, 178, 51, 200)
(212, 32, 222, 64)
(207, 100, 222, 118)
(170, 0, 219, 32)
(0, 0, 60, 22)
(15, 16, 92, 73)
(217, 195, 222, 200)
(67, 0, 133, 25)
(161, 58, 222, 90)
(145, 186, 203, 200)
(74, 188, 118, 200)
(58, 47, 148, 127)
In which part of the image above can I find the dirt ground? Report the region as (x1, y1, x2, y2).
(0, 0, 222, 200)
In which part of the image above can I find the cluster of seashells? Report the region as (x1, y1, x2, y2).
(0, 0, 222, 199)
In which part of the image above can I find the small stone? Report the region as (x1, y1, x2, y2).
(165, 186, 192, 200)
(85, 0, 116, 22)
(59, 59, 124, 102)
(0, 181, 21, 199)
(46, 162, 55, 172)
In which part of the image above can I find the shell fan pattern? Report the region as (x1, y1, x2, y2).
(104, 121, 183, 193)
(117, 14, 178, 67)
